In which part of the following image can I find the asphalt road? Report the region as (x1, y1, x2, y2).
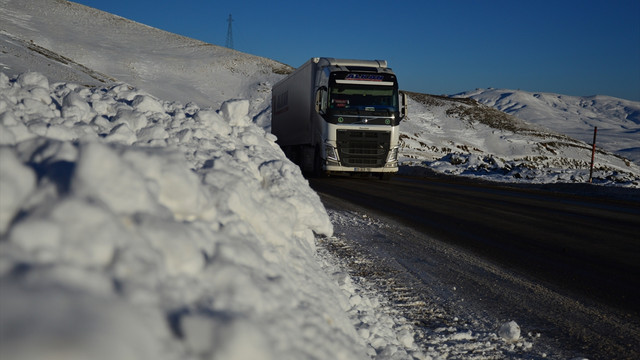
(309, 175, 640, 313)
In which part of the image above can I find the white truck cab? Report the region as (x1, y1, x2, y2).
(272, 58, 406, 179)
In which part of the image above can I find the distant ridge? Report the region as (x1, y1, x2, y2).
(454, 88, 640, 163)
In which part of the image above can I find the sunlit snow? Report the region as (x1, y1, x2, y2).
(1, 0, 638, 359)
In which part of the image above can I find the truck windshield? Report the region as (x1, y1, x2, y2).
(329, 85, 398, 113)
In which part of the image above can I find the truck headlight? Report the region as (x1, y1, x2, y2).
(385, 146, 398, 167)
(386, 146, 398, 162)
(325, 143, 339, 162)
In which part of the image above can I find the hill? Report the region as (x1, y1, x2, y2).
(0, 0, 291, 114)
(400, 92, 639, 185)
(455, 88, 640, 163)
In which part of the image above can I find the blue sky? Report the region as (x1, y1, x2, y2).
(73, 0, 640, 101)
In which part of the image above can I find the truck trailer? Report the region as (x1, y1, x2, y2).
(271, 57, 407, 179)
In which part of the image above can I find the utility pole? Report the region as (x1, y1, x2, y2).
(588, 126, 598, 183)
(226, 14, 234, 49)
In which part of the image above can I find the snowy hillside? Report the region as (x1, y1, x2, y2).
(0, 0, 292, 115)
(455, 88, 640, 163)
(400, 92, 640, 186)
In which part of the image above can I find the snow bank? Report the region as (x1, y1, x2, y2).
(0, 72, 368, 359)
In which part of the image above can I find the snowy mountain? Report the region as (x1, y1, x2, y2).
(455, 88, 640, 163)
(399, 92, 639, 185)
(1, 0, 639, 359)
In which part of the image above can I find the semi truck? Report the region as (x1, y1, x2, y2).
(271, 57, 406, 179)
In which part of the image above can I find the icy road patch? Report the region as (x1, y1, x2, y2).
(318, 209, 546, 360)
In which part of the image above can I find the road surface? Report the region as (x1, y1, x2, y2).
(310, 174, 640, 358)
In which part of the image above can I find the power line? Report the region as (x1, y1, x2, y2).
(226, 14, 234, 49)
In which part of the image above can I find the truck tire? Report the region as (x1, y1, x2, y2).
(312, 145, 325, 178)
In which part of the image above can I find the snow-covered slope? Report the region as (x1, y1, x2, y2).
(455, 88, 640, 163)
(399, 93, 640, 186)
(0, 0, 292, 115)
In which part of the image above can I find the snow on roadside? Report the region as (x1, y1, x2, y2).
(316, 238, 425, 360)
(0, 71, 371, 359)
(318, 208, 551, 360)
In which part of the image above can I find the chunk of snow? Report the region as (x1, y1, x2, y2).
(71, 142, 160, 215)
(0, 149, 36, 234)
(113, 108, 148, 131)
(131, 94, 165, 114)
(61, 91, 93, 122)
(194, 109, 231, 136)
(498, 320, 521, 341)
(16, 71, 49, 89)
(0, 283, 167, 360)
(220, 99, 251, 127)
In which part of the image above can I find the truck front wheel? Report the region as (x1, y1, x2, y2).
(312, 145, 325, 178)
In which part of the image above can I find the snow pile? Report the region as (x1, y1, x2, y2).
(0, 71, 372, 360)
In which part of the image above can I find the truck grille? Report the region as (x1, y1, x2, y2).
(336, 130, 390, 167)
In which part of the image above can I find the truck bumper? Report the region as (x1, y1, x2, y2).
(325, 164, 398, 174)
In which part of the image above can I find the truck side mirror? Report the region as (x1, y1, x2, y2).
(400, 92, 408, 119)
(315, 87, 328, 114)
